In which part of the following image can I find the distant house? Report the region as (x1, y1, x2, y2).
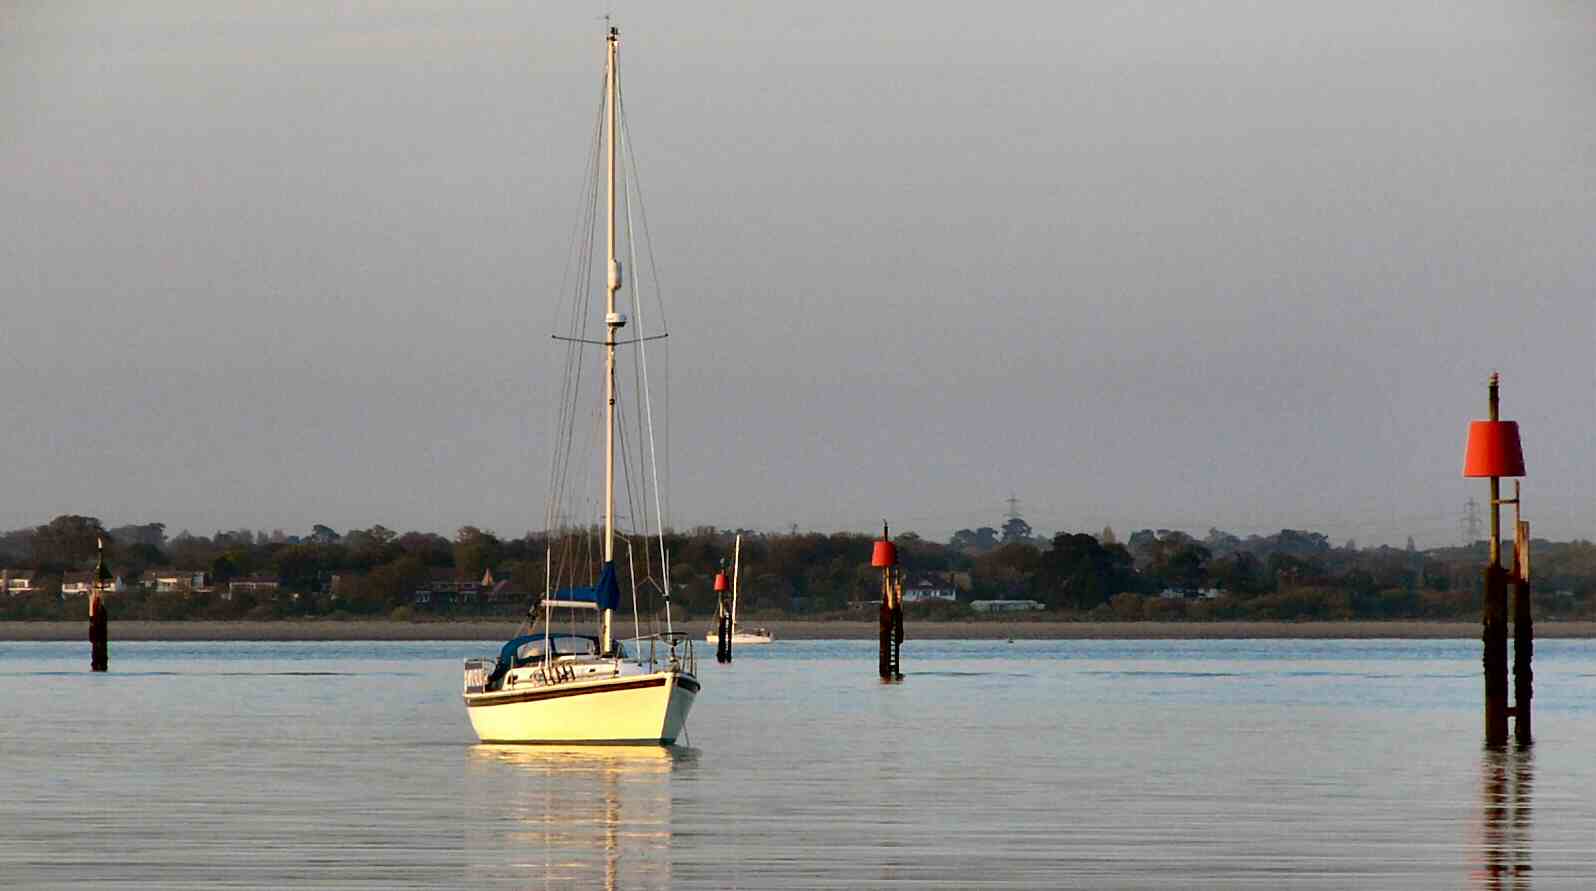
(146, 568, 210, 593)
(413, 588, 455, 608)
(424, 567, 482, 595)
(970, 599, 1045, 613)
(1, 570, 38, 595)
(486, 579, 527, 604)
(228, 576, 281, 596)
(902, 572, 958, 603)
(1158, 587, 1221, 600)
(61, 571, 129, 596)
(415, 567, 484, 608)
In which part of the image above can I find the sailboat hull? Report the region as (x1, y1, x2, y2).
(465, 670, 698, 745)
(704, 629, 775, 645)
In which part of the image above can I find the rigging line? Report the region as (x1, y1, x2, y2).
(613, 182, 655, 599)
(548, 84, 600, 468)
(556, 116, 601, 507)
(547, 238, 590, 533)
(548, 77, 602, 374)
(617, 84, 669, 334)
(614, 382, 644, 572)
(617, 84, 672, 531)
(546, 66, 610, 535)
(551, 264, 599, 539)
(617, 383, 646, 560)
(617, 84, 672, 593)
(555, 412, 602, 591)
(617, 131, 654, 560)
(550, 334, 670, 346)
(583, 402, 604, 585)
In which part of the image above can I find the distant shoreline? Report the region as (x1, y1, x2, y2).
(3, 619, 1594, 642)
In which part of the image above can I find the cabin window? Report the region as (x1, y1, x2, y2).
(515, 640, 549, 663)
(560, 637, 598, 657)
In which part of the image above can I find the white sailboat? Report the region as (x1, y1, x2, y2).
(717, 626, 775, 646)
(706, 534, 775, 646)
(463, 25, 698, 745)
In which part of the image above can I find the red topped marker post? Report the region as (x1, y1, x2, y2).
(714, 565, 732, 664)
(1462, 372, 1530, 747)
(872, 521, 903, 681)
(88, 537, 111, 672)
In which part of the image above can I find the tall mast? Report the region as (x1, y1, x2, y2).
(601, 25, 624, 654)
(731, 534, 742, 633)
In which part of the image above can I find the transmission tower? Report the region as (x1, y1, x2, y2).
(1001, 493, 1032, 544)
(1005, 493, 1022, 522)
(1461, 497, 1482, 545)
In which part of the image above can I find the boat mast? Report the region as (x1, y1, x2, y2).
(731, 534, 741, 633)
(601, 24, 623, 656)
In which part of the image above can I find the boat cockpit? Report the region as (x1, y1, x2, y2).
(482, 633, 635, 692)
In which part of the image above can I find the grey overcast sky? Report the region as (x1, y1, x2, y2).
(3, 1, 1592, 547)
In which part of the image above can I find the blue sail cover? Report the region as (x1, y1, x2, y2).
(548, 561, 621, 611)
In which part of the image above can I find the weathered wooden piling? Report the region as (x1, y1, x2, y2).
(1512, 498, 1532, 746)
(1462, 373, 1528, 747)
(714, 563, 732, 663)
(872, 522, 902, 681)
(716, 607, 732, 663)
(1482, 563, 1509, 745)
(89, 537, 111, 672)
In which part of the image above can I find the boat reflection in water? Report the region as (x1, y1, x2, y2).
(1471, 745, 1533, 891)
(464, 745, 691, 890)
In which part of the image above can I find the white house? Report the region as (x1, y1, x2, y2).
(1, 570, 38, 595)
(147, 568, 211, 593)
(902, 572, 959, 603)
(61, 571, 129, 596)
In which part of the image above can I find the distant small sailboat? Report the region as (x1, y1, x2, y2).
(462, 24, 698, 745)
(706, 534, 774, 647)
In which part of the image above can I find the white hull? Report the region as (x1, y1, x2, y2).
(465, 669, 698, 745)
(704, 628, 775, 645)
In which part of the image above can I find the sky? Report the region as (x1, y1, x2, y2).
(3, 1, 1592, 548)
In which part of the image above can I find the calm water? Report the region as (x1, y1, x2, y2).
(2, 637, 1592, 888)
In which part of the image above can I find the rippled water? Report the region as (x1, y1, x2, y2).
(3, 638, 1594, 888)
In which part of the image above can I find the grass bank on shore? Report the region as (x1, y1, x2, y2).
(4, 619, 1594, 642)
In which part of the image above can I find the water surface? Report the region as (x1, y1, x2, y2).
(2, 638, 1591, 888)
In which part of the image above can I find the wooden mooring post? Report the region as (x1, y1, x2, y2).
(872, 522, 903, 681)
(1462, 373, 1530, 747)
(713, 562, 731, 664)
(89, 537, 111, 672)
(1511, 489, 1532, 746)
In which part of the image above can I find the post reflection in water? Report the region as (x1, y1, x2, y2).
(1472, 745, 1533, 890)
(464, 745, 692, 890)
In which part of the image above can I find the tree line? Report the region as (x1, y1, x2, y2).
(2, 514, 1594, 622)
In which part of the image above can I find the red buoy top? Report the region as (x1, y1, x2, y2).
(1463, 420, 1526, 478)
(713, 572, 729, 593)
(871, 540, 898, 568)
